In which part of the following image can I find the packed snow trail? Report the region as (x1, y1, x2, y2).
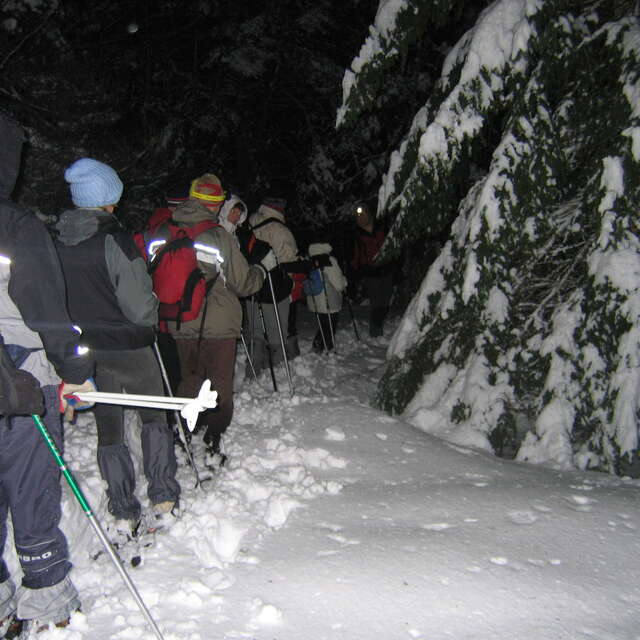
(11, 304, 640, 639)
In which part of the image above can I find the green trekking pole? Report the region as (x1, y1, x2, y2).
(31, 414, 166, 640)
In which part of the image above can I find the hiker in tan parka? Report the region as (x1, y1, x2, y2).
(244, 198, 299, 372)
(153, 174, 273, 467)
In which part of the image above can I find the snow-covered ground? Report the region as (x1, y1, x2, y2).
(18, 304, 640, 639)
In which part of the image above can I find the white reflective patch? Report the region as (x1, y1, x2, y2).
(72, 325, 83, 334)
(0, 255, 11, 265)
(147, 239, 166, 258)
(194, 243, 224, 265)
(76, 345, 90, 356)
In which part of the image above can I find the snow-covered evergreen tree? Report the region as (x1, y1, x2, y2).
(338, 0, 640, 473)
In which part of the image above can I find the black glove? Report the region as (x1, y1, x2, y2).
(0, 364, 44, 416)
(247, 238, 273, 265)
(258, 248, 278, 272)
(282, 259, 312, 275)
(312, 254, 331, 268)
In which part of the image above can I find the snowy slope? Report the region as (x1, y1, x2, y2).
(17, 304, 640, 640)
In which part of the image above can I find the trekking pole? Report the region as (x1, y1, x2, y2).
(71, 382, 218, 430)
(249, 298, 255, 363)
(152, 342, 202, 489)
(318, 268, 336, 352)
(344, 294, 360, 341)
(257, 302, 278, 392)
(265, 271, 294, 397)
(31, 414, 166, 640)
(309, 292, 328, 352)
(240, 330, 258, 382)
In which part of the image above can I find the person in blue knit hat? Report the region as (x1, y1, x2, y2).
(53, 158, 181, 542)
(64, 158, 123, 208)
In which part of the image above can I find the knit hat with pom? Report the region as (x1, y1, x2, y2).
(65, 158, 123, 208)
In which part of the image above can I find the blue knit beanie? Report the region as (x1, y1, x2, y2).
(64, 158, 123, 208)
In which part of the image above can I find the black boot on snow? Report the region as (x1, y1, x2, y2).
(204, 440, 227, 470)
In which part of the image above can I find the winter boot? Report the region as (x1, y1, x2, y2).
(109, 517, 141, 548)
(204, 432, 228, 470)
(0, 613, 22, 639)
(148, 500, 181, 533)
(35, 617, 71, 633)
(285, 335, 300, 360)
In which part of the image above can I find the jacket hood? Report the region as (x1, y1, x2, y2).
(251, 205, 285, 225)
(173, 198, 219, 225)
(55, 208, 110, 246)
(0, 115, 24, 200)
(308, 242, 332, 256)
(219, 195, 247, 234)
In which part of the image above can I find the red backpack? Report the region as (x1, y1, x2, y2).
(133, 207, 174, 260)
(148, 220, 219, 328)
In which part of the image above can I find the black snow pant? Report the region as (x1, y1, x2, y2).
(0, 386, 72, 589)
(362, 273, 393, 337)
(312, 313, 340, 352)
(93, 347, 180, 521)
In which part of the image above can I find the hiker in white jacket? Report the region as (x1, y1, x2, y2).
(305, 242, 347, 352)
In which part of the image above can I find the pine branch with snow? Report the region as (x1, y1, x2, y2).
(339, 0, 640, 473)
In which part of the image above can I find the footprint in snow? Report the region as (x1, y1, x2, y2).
(316, 522, 343, 532)
(325, 427, 346, 441)
(507, 510, 538, 525)
(421, 523, 454, 531)
(566, 494, 597, 512)
(326, 533, 361, 546)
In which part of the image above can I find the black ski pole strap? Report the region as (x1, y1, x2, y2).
(250, 217, 286, 232)
(196, 273, 220, 352)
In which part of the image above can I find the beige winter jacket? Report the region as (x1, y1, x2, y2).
(248, 205, 298, 263)
(166, 199, 264, 339)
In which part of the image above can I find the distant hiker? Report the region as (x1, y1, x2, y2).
(243, 197, 300, 373)
(306, 242, 348, 352)
(53, 157, 181, 540)
(148, 174, 273, 468)
(351, 202, 393, 338)
(0, 114, 95, 634)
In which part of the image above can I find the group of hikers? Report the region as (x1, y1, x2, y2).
(0, 113, 395, 636)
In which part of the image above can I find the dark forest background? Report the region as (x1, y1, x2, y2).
(0, 0, 486, 251)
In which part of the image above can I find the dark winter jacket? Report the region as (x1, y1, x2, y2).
(0, 115, 94, 385)
(54, 209, 158, 350)
(351, 225, 391, 277)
